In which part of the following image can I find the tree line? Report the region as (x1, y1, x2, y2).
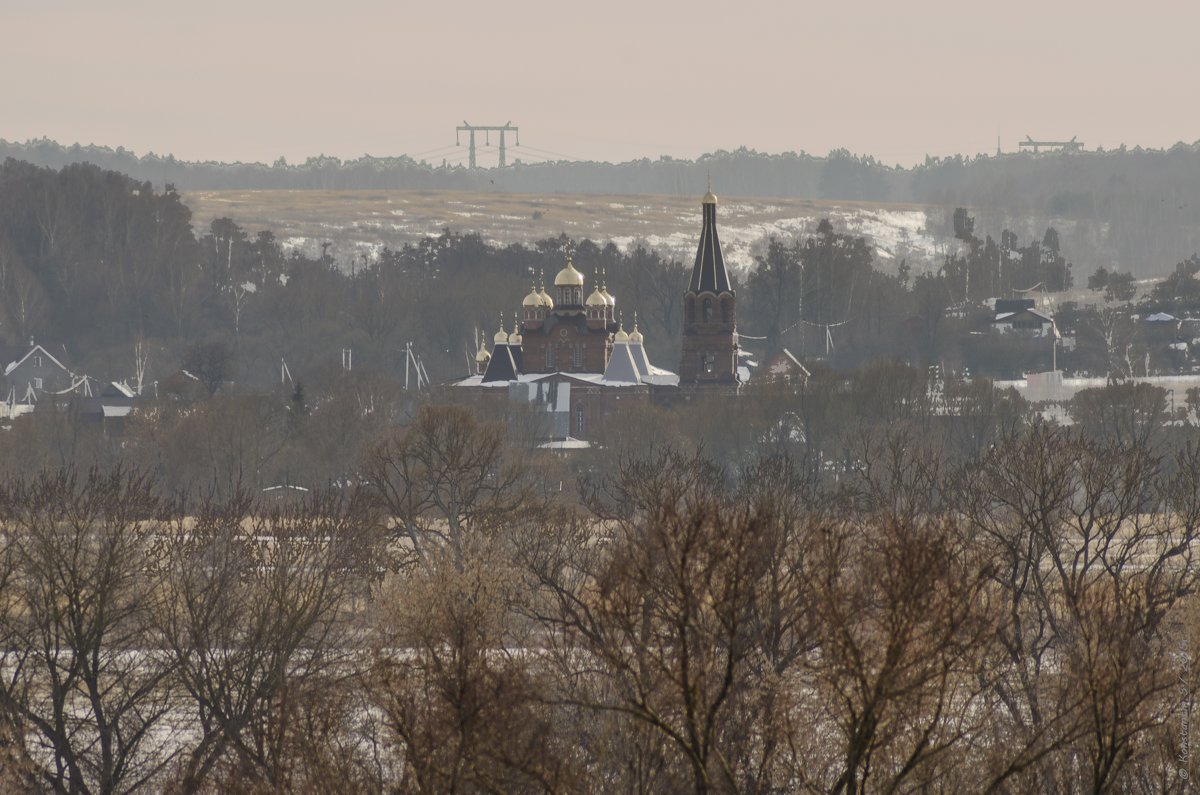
(8, 137, 1200, 273)
(0, 159, 1086, 393)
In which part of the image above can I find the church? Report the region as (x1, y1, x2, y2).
(450, 191, 740, 443)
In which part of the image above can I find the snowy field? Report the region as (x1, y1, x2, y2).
(183, 190, 958, 276)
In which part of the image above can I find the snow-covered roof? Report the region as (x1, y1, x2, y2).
(537, 438, 592, 450)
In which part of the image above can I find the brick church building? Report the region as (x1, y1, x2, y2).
(449, 191, 740, 442)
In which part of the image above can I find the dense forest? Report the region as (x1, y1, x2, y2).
(6, 136, 1200, 273)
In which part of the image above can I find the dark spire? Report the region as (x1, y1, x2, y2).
(688, 191, 732, 294)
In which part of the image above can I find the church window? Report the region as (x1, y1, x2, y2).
(703, 299, 713, 322)
(573, 345, 583, 369)
(703, 353, 715, 374)
(34, 355, 43, 368)
(546, 346, 554, 370)
(576, 407, 585, 436)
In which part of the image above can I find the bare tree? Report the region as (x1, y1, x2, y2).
(363, 404, 535, 571)
(160, 488, 380, 793)
(372, 540, 576, 794)
(532, 449, 781, 794)
(0, 467, 177, 795)
(802, 517, 998, 794)
(958, 424, 1200, 790)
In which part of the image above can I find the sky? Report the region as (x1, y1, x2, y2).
(2, 0, 1197, 168)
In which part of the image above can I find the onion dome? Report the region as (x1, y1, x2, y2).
(493, 317, 509, 345)
(614, 313, 630, 343)
(522, 280, 542, 307)
(537, 270, 554, 307)
(554, 256, 585, 287)
(629, 313, 644, 344)
(702, 190, 717, 205)
(475, 342, 491, 363)
(508, 319, 523, 345)
(601, 269, 616, 306)
(586, 269, 607, 307)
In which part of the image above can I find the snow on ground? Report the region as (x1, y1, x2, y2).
(190, 192, 955, 276)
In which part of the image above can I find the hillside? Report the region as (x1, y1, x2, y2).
(181, 189, 963, 274)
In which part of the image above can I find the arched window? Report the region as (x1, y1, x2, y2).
(703, 298, 714, 322)
(721, 296, 732, 322)
(685, 296, 695, 323)
(546, 346, 554, 369)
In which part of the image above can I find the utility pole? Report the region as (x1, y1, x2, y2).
(456, 121, 519, 168)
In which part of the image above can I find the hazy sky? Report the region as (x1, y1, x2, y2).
(3, 0, 1197, 167)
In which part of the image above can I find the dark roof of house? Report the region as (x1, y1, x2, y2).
(993, 308, 1053, 323)
(688, 195, 732, 295)
(1, 343, 71, 377)
(995, 298, 1036, 314)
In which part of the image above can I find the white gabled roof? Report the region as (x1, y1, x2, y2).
(4, 344, 70, 377)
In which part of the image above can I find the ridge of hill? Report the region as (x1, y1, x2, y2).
(11, 136, 1200, 274)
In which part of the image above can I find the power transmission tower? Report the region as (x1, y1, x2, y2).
(455, 121, 519, 168)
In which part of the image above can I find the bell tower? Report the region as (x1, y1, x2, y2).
(680, 191, 738, 384)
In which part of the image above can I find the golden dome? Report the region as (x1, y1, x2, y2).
(629, 314, 643, 344)
(601, 270, 616, 306)
(508, 319, 523, 345)
(614, 314, 630, 343)
(702, 191, 717, 205)
(585, 270, 606, 307)
(554, 256, 585, 287)
(475, 343, 491, 363)
(522, 282, 542, 307)
(493, 317, 509, 345)
(536, 271, 554, 307)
